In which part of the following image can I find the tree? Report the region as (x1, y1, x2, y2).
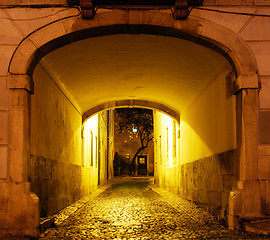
(114, 108, 153, 175)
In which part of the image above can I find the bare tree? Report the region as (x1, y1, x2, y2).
(114, 108, 153, 175)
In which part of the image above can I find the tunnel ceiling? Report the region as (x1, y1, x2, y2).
(39, 34, 232, 114)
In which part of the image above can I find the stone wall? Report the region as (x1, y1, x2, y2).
(27, 156, 86, 216)
(179, 150, 237, 224)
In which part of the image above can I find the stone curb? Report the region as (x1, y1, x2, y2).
(244, 219, 270, 236)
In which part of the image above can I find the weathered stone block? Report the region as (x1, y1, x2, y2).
(202, 175, 211, 190)
(240, 12, 270, 41)
(47, 197, 58, 216)
(30, 18, 69, 48)
(40, 179, 48, 204)
(258, 144, 270, 156)
(38, 157, 46, 179)
(260, 77, 270, 109)
(0, 77, 8, 110)
(212, 154, 221, 172)
(0, 182, 8, 226)
(219, 0, 254, 5)
(0, 10, 22, 45)
(207, 190, 221, 206)
(265, 181, 270, 215)
(228, 187, 243, 216)
(31, 156, 39, 180)
(258, 155, 270, 180)
(192, 190, 199, 202)
(219, 150, 236, 175)
(30, 178, 40, 196)
(0, 146, 8, 179)
(46, 179, 53, 198)
(9, 38, 37, 74)
(248, 42, 270, 76)
(202, 157, 212, 173)
(51, 160, 58, 180)
(58, 162, 65, 179)
(259, 181, 266, 215)
(223, 174, 237, 191)
(191, 6, 254, 33)
(211, 174, 223, 191)
(44, 158, 52, 179)
(0, 45, 17, 76)
(255, 0, 270, 5)
(221, 191, 230, 208)
(0, 111, 8, 145)
(243, 181, 262, 216)
(3, 182, 40, 236)
(259, 110, 270, 144)
(196, 176, 203, 190)
(198, 190, 207, 203)
(228, 214, 241, 230)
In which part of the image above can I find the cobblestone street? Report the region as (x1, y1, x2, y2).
(40, 177, 269, 239)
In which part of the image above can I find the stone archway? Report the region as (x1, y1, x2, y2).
(82, 99, 180, 124)
(6, 10, 259, 236)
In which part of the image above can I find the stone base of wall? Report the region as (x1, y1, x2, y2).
(179, 150, 237, 225)
(0, 181, 40, 237)
(27, 155, 95, 217)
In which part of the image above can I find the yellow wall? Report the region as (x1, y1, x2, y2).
(83, 114, 99, 192)
(29, 64, 113, 215)
(154, 111, 180, 194)
(31, 64, 82, 165)
(180, 71, 236, 164)
(154, 71, 237, 221)
(83, 111, 113, 187)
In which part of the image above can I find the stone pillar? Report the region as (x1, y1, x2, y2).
(0, 74, 39, 237)
(228, 75, 261, 229)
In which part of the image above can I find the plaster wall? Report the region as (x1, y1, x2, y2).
(153, 112, 180, 195)
(180, 70, 237, 221)
(154, 71, 237, 222)
(30, 64, 82, 166)
(180, 71, 236, 164)
(28, 64, 112, 216)
(98, 111, 114, 185)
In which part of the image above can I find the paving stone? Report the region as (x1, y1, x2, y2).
(39, 177, 270, 239)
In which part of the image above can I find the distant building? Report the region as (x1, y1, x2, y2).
(114, 109, 154, 176)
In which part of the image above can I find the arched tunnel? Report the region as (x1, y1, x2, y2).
(2, 0, 269, 236)
(28, 26, 237, 225)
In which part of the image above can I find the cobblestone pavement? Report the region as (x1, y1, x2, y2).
(40, 177, 270, 239)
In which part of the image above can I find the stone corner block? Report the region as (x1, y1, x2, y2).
(2, 181, 40, 237)
(234, 74, 259, 92)
(243, 181, 262, 217)
(7, 75, 34, 93)
(258, 145, 270, 156)
(228, 187, 243, 216)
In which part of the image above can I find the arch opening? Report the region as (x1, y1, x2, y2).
(0, 4, 262, 235)
(29, 30, 237, 224)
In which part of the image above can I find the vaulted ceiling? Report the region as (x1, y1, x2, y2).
(38, 33, 232, 115)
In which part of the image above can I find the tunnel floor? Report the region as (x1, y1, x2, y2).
(40, 177, 269, 239)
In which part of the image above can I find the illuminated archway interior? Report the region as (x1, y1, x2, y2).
(29, 32, 236, 216)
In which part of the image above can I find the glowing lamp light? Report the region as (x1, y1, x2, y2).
(132, 128, 137, 133)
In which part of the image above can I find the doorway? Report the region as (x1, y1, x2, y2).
(137, 155, 148, 175)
